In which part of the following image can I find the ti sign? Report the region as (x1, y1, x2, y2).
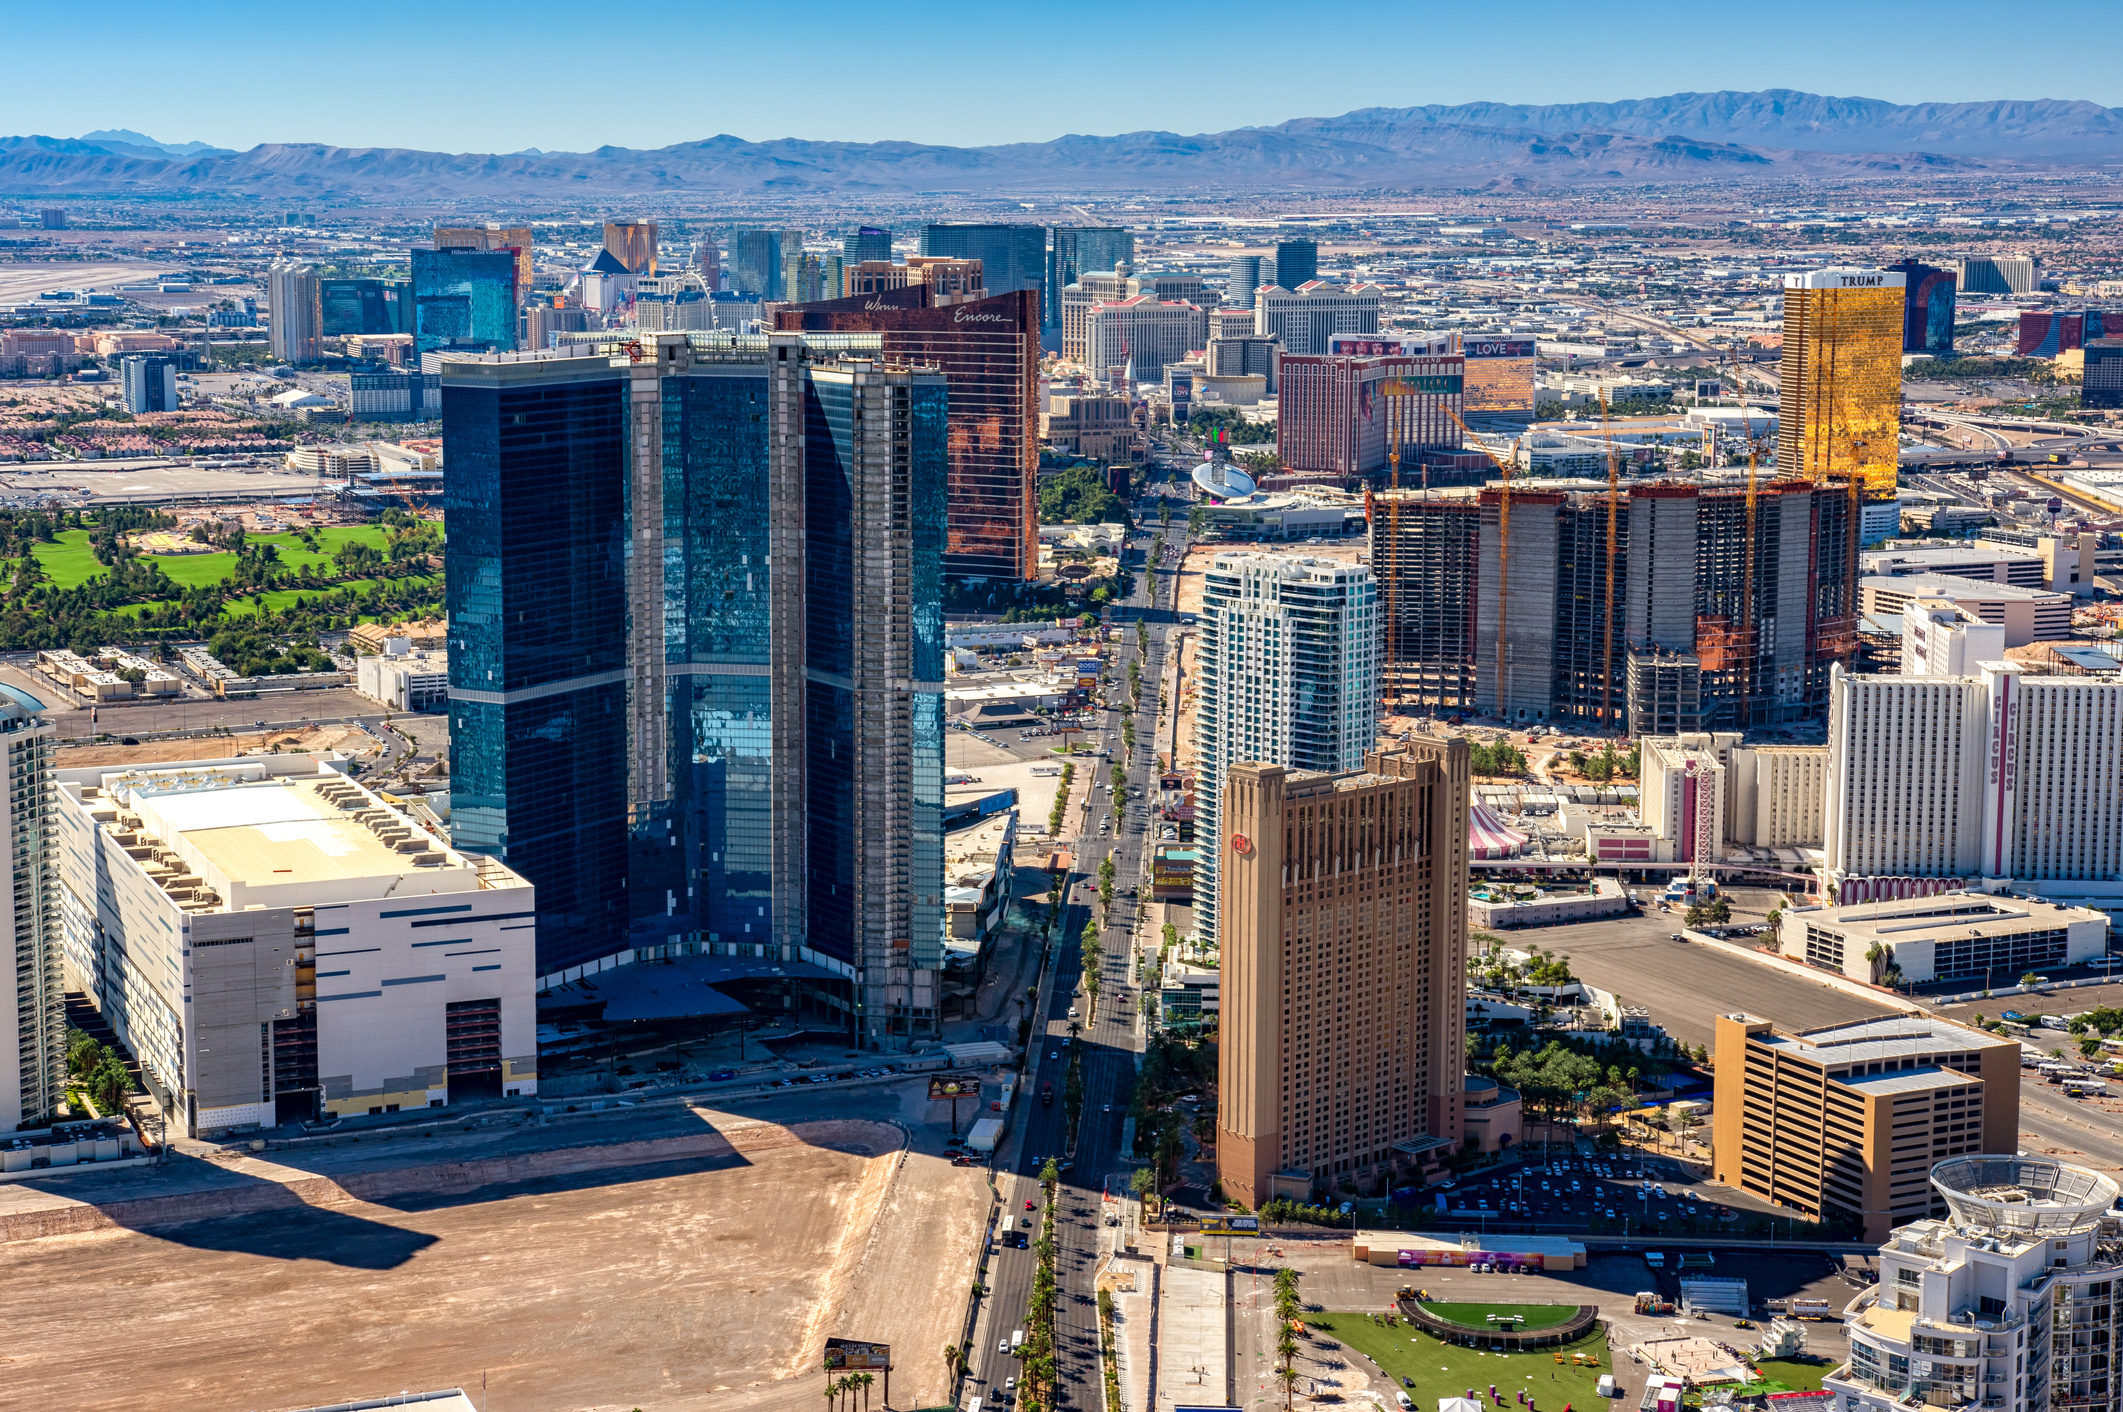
(1378, 376, 1464, 396)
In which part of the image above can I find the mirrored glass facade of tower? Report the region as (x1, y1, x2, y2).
(320, 278, 410, 337)
(1047, 226, 1134, 331)
(1887, 259, 1957, 354)
(1273, 238, 1318, 288)
(443, 335, 946, 1041)
(920, 223, 1047, 306)
(775, 287, 1039, 582)
(843, 225, 892, 269)
(444, 359, 629, 974)
(412, 248, 518, 355)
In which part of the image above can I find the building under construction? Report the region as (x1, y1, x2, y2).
(1370, 477, 1857, 732)
(1366, 490, 1481, 710)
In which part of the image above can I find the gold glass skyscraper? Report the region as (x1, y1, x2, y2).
(1776, 267, 1905, 498)
(602, 220, 658, 275)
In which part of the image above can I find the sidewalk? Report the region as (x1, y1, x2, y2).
(1155, 1264, 1230, 1410)
(1101, 1252, 1160, 1412)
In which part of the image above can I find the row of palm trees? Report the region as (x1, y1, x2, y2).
(823, 1371, 877, 1412)
(1274, 1267, 1304, 1410)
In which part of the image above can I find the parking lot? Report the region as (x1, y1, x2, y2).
(1427, 1150, 1796, 1237)
(1524, 910, 1901, 1051)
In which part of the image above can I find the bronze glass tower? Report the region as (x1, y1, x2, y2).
(775, 286, 1039, 582)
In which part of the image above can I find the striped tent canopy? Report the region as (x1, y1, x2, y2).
(1468, 802, 1528, 860)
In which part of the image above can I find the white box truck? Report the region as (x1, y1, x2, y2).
(966, 1116, 1006, 1153)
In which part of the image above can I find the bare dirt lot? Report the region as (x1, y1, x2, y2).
(0, 1105, 988, 1412)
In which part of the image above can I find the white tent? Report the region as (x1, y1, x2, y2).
(1441, 1398, 1485, 1412)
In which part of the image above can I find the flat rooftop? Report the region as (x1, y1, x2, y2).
(1748, 1013, 2014, 1069)
(1860, 572, 2065, 602)
(1814, 892, 2106, 940)
(1840, 1066, 1971, 1097)
(82, 758, 485, 909)
(149, 775, 426, 883)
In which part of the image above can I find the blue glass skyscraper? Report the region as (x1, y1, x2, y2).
(920, 223, 1046, 309)
(842, 225, 892, 267)
(1046, 225, 1133, 331)
(443, 358, 630, 974)
(443, 333, 947, 1042)
(412, 248, 518, 355)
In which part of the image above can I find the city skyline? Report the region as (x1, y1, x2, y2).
(3, 101, 2122, 1412)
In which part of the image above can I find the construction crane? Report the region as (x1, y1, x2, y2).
(1589, 316, 1769, 726)
(1372, 381, 1517, 719)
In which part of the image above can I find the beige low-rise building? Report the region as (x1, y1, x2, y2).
(1042, 393, 1133, 460)
(1711, 1013, 2020, 1241)
(1461, 1074, 1522, 1152)
(1777, 891, 2110, 986)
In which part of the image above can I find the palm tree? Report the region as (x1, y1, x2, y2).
(1864, 941, 1888, 984)
(858, 1370, 876, 1412)
(942, 1344, 960, 1391)
(823, 1384, 838, 1412)
(1280, 1365, 1301, 1412)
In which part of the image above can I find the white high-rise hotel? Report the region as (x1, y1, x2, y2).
(1193, 555, 1378, 943)
(1825, 660, 2123, 909)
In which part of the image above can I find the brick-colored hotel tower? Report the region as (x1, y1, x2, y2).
(1215, 739, 1469, 1208)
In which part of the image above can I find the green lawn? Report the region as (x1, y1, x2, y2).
(1730, 1359, 1830, 1396)
(1313, 1313, 1612, 1411)
(1418, 1304, 1581, 1333)
(31, 525, 394, 590)
(25, 532, 101, 586)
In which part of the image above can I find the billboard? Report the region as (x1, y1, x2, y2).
(1328, 334, 1452, 357)
(1198, 1216, 1262, 1236)
(1378, 375, 1463, 396)
(929, 1076, 982, 1100)
(1463, 338, 1536, 414)
(824, 1339, 891, 1371)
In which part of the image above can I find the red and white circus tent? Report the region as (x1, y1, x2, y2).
(1468, 802, 1528, 860)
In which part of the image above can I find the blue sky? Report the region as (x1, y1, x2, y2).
(6, 0, 2118, 153)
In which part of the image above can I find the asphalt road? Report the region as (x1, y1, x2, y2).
(965, 513, 1183, 1412)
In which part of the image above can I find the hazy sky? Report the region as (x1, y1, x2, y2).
(7, 0, 2118, 153)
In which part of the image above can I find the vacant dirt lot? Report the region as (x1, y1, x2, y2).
(0, 1111, 984, 1412)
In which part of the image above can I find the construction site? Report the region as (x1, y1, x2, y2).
(1368, 476, 1864, 733)
(1366, 280, 1898, 737)
(0, 1089, 991, 1412)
